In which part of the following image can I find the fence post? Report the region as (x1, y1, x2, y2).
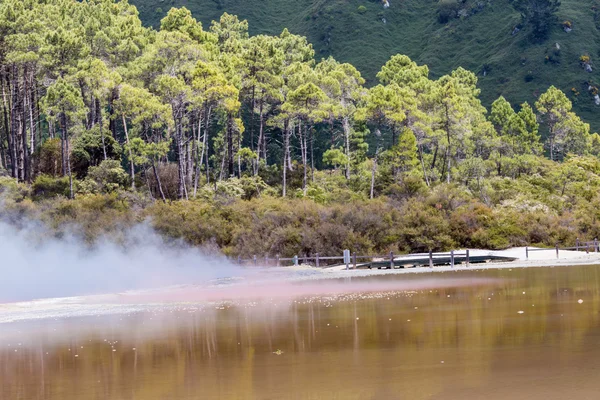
(595, 238, 598, 253)
(526, 246, 529, 260)
(237, 255, 241, 265)
(303, 254, 308, 265)
(587, 243, 590, 254)
(556, 244, 559, 259)
(389, 251, 394, 270)
(353, 252, 357, 269)
(466, 249, 470, 267)
(316, 253, 320, 268)
(265, 256, 269, 266)
(576, 238, 580, 251)
(276, 254, 280, 267)
(293, 255, 298, 266)
(253, 255, 257, 266)
(450, 250, 455, 268)
(429, 250, 433, 268)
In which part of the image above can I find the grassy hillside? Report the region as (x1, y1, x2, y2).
(131, 0, 600, 130)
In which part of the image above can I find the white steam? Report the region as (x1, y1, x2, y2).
(0, 219, 239, 302)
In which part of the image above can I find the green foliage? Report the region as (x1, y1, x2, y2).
(323, 148, 349, 170)
(34, 138, 63, 177)
(71, 128, 122, 178)
(80, 160, 130, 195)
(32, 175, 71, 200)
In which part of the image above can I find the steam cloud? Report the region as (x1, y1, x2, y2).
(0, 218, 239, 302)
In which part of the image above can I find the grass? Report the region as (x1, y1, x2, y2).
(130, 0, 600, 131)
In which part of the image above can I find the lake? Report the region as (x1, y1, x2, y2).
(2, 265, 600, 399)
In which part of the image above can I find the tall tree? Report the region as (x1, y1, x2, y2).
(41, 78, 86, 199)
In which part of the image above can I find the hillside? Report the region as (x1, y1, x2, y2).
(131, 0, 600, 131)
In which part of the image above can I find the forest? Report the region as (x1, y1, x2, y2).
(1, 0, 600, 257)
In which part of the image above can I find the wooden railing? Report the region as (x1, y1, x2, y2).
(234, 249, 472, 269)
(235, 238, 600, 269)
(526, 238, 599, 259)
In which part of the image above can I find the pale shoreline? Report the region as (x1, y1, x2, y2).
(1, 247, 600, 325)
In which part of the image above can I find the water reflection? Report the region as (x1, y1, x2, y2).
(2, 266, 600, 399)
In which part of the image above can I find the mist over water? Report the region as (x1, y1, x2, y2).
(0, 218, 239, 302)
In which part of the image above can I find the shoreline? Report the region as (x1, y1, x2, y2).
(1, 249, 600, 325)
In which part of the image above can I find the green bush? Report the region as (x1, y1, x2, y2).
(80, 160, 129, 194)
(357, 5, 367, 14)
(32, 175, 71, 200)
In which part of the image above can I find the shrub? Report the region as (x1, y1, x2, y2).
(437, 1, 460, 23)
(357, 5, 367, 14)
(32, 175, 71, 200)
(71, 127, 122, 178)
(80, 160, 129, 194)
(34, 138, 62, 177)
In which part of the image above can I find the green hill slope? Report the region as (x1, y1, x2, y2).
(130, 0, 600, 130)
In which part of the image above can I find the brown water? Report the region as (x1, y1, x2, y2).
(2, 266, 600, 400)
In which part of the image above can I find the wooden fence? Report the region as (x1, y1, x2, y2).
(234, 250, 472, 269)
(234, 238, 600, 269)
(526, 238, 600, 259)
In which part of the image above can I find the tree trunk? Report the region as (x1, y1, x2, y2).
(300, 122, 307, 196)
(255, 101, 264, 175)
(1, 72, 12, 174)
(204, 107, 212, 185)
(193, 112, 206, 197)
(227, 113, 234, 178)
(370, 152, 378, 200)
(97, 97, 107, 160)
(310, 125, 315, 183)
(122, 115, 135, 189)
(175, 119, 188, 200)
(418, 143, 430, 187)
(61, 112, 73, 199)
(444, 104, 451, 184)
(152, 161, 166, 202)
(342, 115, 351, 179)
(283, 119, 289, 197)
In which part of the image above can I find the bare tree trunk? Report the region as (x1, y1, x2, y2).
(300, 122, 307, 196)
(61, 112, 73, 199)
(283, 119, 289, 197)
(122, 115, 135, 189)
(1, 71, 11, 173)
(418, 143, 430, 187)
(152, 161, 166, 202)
(194, 113, 208, 198)
(370, 154, 378, 200)
(21, 89, 29, 182)
(370, 130, 382, 200)
(204, 107, 212, 186)
(343, 115, 351, 179)
(97, 97, 107, 160)
(10, 68, 19, 179)
(310, 125, 315, 183)
(255, 101, 264, 175)
(227, 113, 234, 178)
(175, 119, 188, 200)
(444, 104, 451, 184)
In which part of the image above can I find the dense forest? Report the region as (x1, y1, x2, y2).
(1, 0, 600, 258)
